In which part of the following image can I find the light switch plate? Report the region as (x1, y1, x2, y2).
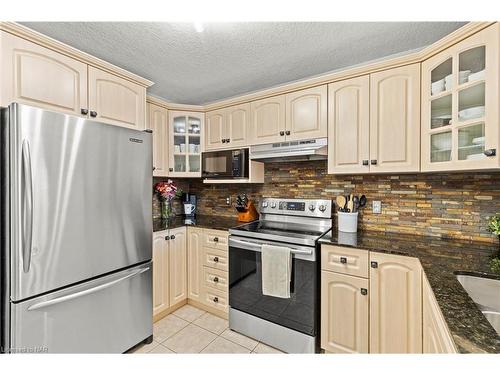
(226, 197, 231, 205)
(372, 200, 382, 214)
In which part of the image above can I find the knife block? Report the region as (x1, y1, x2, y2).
(237, 201, 259, 222)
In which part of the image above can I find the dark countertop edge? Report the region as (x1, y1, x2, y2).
(319, 230, 500, 354)
(152, 215, 247, 233)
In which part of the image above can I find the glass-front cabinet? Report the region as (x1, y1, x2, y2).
(421, 23, 499, 171)
(168, 111, 204, 177)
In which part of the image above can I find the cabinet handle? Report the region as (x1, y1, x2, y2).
(213, 297, 219, 303)
(340, 257, 347, 264)
(370, 160, 377, 165)
(285, 130, 291, 136)
(213, 256, 219, 263)
(170, 235, 175, 240)
(484, 149, 497, 157)
(279, 131, 285, 136)
(81, 108, 89, 115)
(371, 261, 378, 268)
(169, 168, 173, 172)
(360, 288, 368, 296)
(226, 139, 230, 143)
(164, 236, 170, 241)
(213, 237, 219, 242)
(152, 166, 156, 171)
(90, 111, 98, 118)
(362, 160, 369, 166)
(213, 277, 219, 283)
(222, 139, 226, 143)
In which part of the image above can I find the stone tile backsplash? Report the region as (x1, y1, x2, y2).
(154, 161, 500, 243)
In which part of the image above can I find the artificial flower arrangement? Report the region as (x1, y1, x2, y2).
(154, 180, 182, 219)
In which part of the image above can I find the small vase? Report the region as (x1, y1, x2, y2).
(161, 200, 173, 220)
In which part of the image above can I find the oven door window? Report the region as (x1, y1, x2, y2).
(229, 244, 317, 336)
(202, 152, 232, 177)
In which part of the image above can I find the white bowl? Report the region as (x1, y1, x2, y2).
(431, 79, 445, 95)
(472, 136, 485, 145)
(459, 106, 485, 120)
(432, 136, 452, 151)
(444, 74, 453, 90)
(468, 69, 485, 82)
(466, 153, 485, 160)
(459, 70, 471, 84)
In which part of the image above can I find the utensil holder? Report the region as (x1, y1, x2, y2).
(338, 212, 358, 233)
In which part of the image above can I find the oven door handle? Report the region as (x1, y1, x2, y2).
(229, 238, 313, 255)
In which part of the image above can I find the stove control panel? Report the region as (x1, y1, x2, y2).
(260, 198, 332, 218)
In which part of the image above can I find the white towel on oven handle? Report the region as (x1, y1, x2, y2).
(261, 244, 292, 299)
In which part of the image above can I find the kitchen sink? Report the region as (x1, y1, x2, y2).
(456, 274, 500, 335)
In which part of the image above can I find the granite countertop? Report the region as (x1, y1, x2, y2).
(319, 229, 500, 353)
(153, 215, 245, 233)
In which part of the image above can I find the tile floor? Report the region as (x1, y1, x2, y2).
(130, 304, 285, 354)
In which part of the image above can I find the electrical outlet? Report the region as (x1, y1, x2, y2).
(372, 201, 382, 214)
(226, 197, 231, 206)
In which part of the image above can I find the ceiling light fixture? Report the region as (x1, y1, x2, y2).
(194, 22, 204, 33)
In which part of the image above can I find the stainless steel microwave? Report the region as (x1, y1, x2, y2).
(202, 148, 249, 179)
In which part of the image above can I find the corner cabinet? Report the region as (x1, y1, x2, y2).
(205, 104, 250, 151)
(369, 64, 421, 173)
(147, 102, 169, 177)
(421, 23, 500, 172)
(168, 111, 204, 177)
(153, 231, 170, 317)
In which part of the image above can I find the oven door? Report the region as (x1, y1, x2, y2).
(228, 236, 318, 336)
(201, 149, 248, 179)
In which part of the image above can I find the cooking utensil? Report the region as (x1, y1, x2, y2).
(347, 194, 354, 213)
(336, 196, 347, 212)
(359, 195, 367, 208)
(352, 196, 359, 212)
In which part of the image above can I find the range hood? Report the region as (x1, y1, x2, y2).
(249, 138, 328, 162)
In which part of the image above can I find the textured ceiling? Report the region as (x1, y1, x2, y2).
(21, 22, 466, 105)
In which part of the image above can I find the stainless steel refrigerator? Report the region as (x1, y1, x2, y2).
(1, 103, 153, 353)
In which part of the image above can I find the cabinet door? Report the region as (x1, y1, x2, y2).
(421, 23, 499, 172)
(205, 110, 226, 150)
(169, 111, 203, 177)
(0, 31, 88, 116)
(226, 103, 250, 147)
(370, 64, 421, 173)
(423, 275, 457, 353)
(152, 232, 169, 317)
(187, 228, 203, 302)
(249, 95, 286, 145)
(169, 227, 187, 306)
(148, 103, 168, 177)
(285, 85, 327, 141)
(328, 76, 370, 174)
(321, 271, 369, 354)
(88, 66, 146, 130)
(370, 252, 422, 353)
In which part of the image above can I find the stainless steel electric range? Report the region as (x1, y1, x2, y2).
(228, 198, 332, 353)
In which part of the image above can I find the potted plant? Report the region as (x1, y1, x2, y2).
(154, 180, 182, 220)
(487, 214, 500, 274)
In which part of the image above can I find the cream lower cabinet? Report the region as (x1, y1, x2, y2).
(321, 271, 369, 353)
(423, 275, 457, 353)
(187, 227, 203, 302)
(370, 252, 422, 353)
(0, 31, 88, 116)
(147, 102, 169, 177)
(169, 226, 187, 306)
(153, 231, 170, 317)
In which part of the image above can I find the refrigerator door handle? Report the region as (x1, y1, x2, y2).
(21, 139, 34, 273)
(27, 265, 150, 311)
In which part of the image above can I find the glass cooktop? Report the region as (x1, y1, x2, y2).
(231, 220, 328, 241)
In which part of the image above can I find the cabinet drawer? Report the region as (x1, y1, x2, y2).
(321, 245, 369, 278)
(202, 267, 228, 292)
(202, 247, 228, 271)
(203, 229, 229, 250)
(202, 286, 228, 312)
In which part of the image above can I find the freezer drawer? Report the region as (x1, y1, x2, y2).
(8, 262, 152, 353)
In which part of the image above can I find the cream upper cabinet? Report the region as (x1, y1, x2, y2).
(249, 94, 286, 145)
(321, 271, 369, 354)
(421, 23, 500, 172)
(168, 111, 203, 177)
(169, 226, 187, 306)
(187, 227, 203, 302)
(328, 76, 370, 174)
(205, 110, 225, 150)
(370, 252, 422, 353)
(423, 275, 457, 353)
(0, 31, 88, 116)
(153, 231, 169, 317)
(226, 103, 250, 147)
(147, 103, 169, 177)
(369, 64, 421, 173)
(88, 66, 146, 130)
(285, 85, 327, 141)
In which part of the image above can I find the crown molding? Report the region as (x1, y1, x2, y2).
(146, 95, 205, 112)
(0, 21, 154, 88)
